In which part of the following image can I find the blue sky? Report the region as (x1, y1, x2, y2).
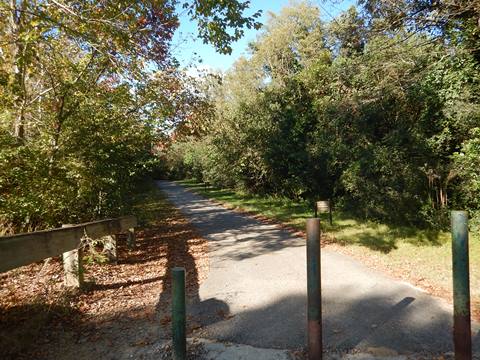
(172, 0, 356, 72)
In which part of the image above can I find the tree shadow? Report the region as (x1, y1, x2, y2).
(5, 278, 480, 359)
(332, 219, 446, 254)
(157, 181, 305, 262)
(0, 296, 82, 360)
(0, 186, 212, 359)
(188, 290, 480, 355)
(176, 181, 449, 256)
(356, 232, 398, 253)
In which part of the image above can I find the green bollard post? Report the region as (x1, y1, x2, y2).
(172, 267, 186, 360)
(306, 218, 322, 360)
(451, 211, 472, 360)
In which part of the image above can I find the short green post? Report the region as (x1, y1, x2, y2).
(172, 267, 186, 360)
(451, 211, 472, 360)
(306, 218, 322, 360)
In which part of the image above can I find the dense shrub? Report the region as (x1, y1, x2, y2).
(163, 2, 480, 228)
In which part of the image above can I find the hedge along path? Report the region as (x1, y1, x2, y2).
(0, 187, 209, 360)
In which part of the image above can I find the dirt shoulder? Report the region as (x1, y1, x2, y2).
(0, 186, 208, 360)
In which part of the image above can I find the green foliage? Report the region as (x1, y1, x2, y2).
(0, 0, 261, 233)
(452, 129, 480, 212)
(164, 1, 480, 229)
(185, 0, 262, 54)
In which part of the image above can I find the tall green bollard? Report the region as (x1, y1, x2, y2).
(451, 211, 472, 360)
(306, 218, 322, 360)
(172, 267, 186, 360)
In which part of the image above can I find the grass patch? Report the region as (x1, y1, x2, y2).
(178, 179, 480, 307)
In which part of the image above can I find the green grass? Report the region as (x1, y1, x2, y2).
(178, 179, 480, 302)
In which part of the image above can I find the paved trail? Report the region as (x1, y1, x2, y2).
(157, 180, 480, 356)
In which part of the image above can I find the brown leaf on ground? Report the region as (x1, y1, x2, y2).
(0, 188, 209, 359)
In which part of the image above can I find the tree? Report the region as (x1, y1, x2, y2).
(251, 2, 325, 85)
(0, 0, 261, 139)
(328, 6, 367, 57)
(0, 0, 262, 233)
(359, 0, 480, 61)
(164, 0, 480, 228)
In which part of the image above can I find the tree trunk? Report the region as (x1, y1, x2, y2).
(8, 0, 27, 139)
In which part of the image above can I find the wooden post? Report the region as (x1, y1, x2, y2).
(127, 227, 136, 249)
(172, 267, 186, 360)
(306, 218, 322, 360)
(103, 235, 117, 264)
(62, 224, 84, 288)
(451, 211, 472, 360)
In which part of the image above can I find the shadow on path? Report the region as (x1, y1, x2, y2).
(156, 180, 480, 356)
(192, 289, 480, 354)
(156, 180, 304, 262)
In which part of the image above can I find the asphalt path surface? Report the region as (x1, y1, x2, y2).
(157, 180, 480, 355)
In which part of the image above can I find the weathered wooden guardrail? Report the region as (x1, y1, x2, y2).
(0, 215, 137, 287)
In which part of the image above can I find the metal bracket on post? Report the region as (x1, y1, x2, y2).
(172, 267, 186, 360)
(451, 210, 472, 360)
(306, 218, 322, 360)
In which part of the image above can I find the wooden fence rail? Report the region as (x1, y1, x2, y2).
(0, 216, 137, 281)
